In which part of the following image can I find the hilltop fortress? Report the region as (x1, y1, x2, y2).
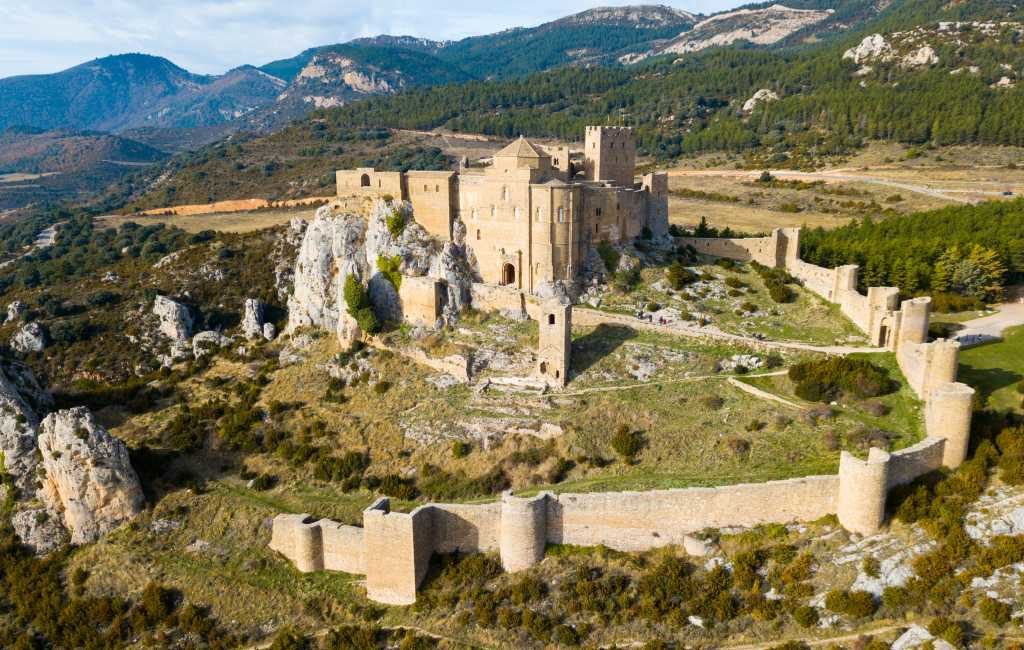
(271, 222, 978, 605)
(335, 126, 669, 293)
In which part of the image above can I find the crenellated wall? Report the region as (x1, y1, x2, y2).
(270, 227, 981, 604)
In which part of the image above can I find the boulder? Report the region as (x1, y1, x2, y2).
(263, 322, 277, 341)
(152, 295, 193, 343)
(742, 88, 779, 113)
(5, 300, 26, 323)
(242, 298, 267, 339)
(842, 34, 891, 64)
(37, 407, 145, 544)
(903, 45, 938, 68)
(11, 507, 68, 555)
(192, 331, 232, 358)
(10, 322, 46, 353)
(0, 361, 51, 497)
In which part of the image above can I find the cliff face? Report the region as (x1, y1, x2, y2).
(37, 407, 145, 545)
(286, 200, 474, 343)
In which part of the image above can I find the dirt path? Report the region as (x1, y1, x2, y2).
(728, 375, 804, 409)
(574, 308, 885, 356)
(0, 220, 62, 270)
(954, 301, 1024, 347)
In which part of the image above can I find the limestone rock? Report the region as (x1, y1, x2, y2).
(37, 407, 145, 544)
(843, 34, 891, 64)
(5, 300, 26, 323)
(263, 322, 277, 341)
(742, 88, 779, 113)
(10, 322, 46, 353)
(902, 45, 938, 68)
(683, 535, 712, 557)
(287, 200, 474, 344)
(242, 298, 267, 339)
(192, 331, 232, 358)
(152, 295, 193, 343)
(891, 625, 956, 650)
(11, 507, 68, 554)
(0, 360, 51, 497)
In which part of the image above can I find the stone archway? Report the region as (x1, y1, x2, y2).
(501, 263, 516, 286)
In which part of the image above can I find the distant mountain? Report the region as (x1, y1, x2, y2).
(0, 54, 285, 132)
(0, 128, 169, 210)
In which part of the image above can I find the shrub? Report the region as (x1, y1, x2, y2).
(250, 474, 277, 491)
(645, 302, 660, 312)
(978, 595, 1012, 625)
(727, 436, 751, 456)
(354, 307, 380, 334)
(927, 617, 966, 646)
(547, 457, 575, 484)
(386, 209, 406, 238)
(613, 266, 642, 293)
(703, 395, 725, 410)
(724, 277, 744, 289)
(824, 589, 877, 618)
(791, 605, 819, 628)
(931, 292, 984, 313)
(862, 556, 880, 578)
(789, 357, 896, 402)
(372, 381, 391, 395)
(667, 261, 697, 289)
(596, 240, 620, 273)
(451, 440, 471, 459)
(379, 474, 417, 500)
(269, 627, 310, 650)
(610, 425, 644, 462)
(739, 301, 758, 313)
(376, 255, 402, 291)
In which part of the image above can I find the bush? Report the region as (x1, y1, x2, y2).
(451, 440, 471, 459)
(354, 307, 380, 334)
(927, 617, 966, 646)
(613, 266, 642, 293)
(791, 605, 819, 628)
(978, 595, 1012, 625)
(824, 589, 877, 618)
(931, 292, 984, 313)
(596, 240, 620, 273)
(666, 261, 697, 289)
(376, 255, 402, 291)
(789, 357, 896, 402)
(379, 474, 417, 500)
(610, 425, 644, 462)
(386, 209, 406, 238)
(250, 474, 277, 491)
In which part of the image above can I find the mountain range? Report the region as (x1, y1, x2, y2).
(0, 2, 884, 142)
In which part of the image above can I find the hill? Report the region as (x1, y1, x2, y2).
(0, 54, 286, 132)
(0, 128, 169, 211)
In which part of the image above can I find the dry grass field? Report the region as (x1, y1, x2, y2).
(665, 142, 1024, 233)
(96, 205, 318, 233)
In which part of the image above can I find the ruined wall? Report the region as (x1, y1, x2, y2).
(788, 258, 837, 300)
(321, 521, 366, 574)
(680, 235, 779, 266)
(398, 276, 444, 327)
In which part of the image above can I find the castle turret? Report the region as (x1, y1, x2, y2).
(926, 382, 975, 469)
(537, 301, 572, 387)
(899, 297, 931, 346)
(499, 492, 548, 571)
(584, 126, 636, 187)
(837, 448, 890, 536)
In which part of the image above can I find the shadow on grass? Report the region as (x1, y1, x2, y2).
(958, 361, 1022, 404)
(570, 323, 639, 377)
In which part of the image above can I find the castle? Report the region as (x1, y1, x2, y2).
(335, 127, 669, 293)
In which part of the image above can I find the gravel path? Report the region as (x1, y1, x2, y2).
(953, 301, 1024, 347)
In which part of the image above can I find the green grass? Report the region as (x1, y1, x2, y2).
(959, 325, 1024, 413)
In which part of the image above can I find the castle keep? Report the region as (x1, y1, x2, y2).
(336, 127, 669, 293)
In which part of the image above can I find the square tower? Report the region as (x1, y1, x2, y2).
(584, 126, 636, 187)
(537, 301, 572, 387)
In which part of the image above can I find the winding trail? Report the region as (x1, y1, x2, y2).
(953, 301, 1024, 347)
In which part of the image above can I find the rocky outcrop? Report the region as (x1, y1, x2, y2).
(0, 360, 51, 496)
(11, 507, 68, 554)
(10, 322, 46, 353)
(263, 322, 277, 341)
(843, 34, 891, 64)
(742, 88, 779, 113)
(903, 45, 938, 68)
(241, 298, 267, 339)
(287, 201, 474, 344)
(36, 408, 144, 545)
(192, 331, 232, 358)
(152, 295, 193, 355)
(5, 300, 26, 323)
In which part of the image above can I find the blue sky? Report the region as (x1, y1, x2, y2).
(0, 0, 746, 78)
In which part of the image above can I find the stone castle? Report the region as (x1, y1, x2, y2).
(270, 225, 977, 605)
(335, 126, 669, 293)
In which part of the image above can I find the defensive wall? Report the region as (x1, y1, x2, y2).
(269, 227, 977, 604)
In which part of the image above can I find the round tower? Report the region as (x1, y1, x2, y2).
(926, 382, 975, 469)
(899, 297, 932, 346)
(499, 492, 548, 571)
(837, 449, 890, 536)
(292, 517, 324, 572)
(925, 339, 960, 397)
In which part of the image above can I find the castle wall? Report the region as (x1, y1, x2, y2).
(546, 476, 839, 552)
(337, 169, 404, 199)
(363, 498, 429, 605)
(679, 235, 779, 266)
(269, 514, 323, 573)
(788, 258, 837, 300)
(837, 449, 890, 536)
(500, 493, 548, 571)
(321, 521, 366, 574)
(406, 171, 456, 241)
(642, 172, 670, 239)
(398, 276, 444, 327)
(925, 382, 975, 468)
(887, 437, 946, 490)
(430, 502, 501, 554)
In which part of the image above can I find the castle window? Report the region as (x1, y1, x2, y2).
(514, 207, 521, 220)
(360, 173, 370, 187)
(547, 314, 555, 325)
(557, 207, 565, 223)
(378, 179, 382, 188)
(472, 208, 478, 219)
(596, 208, 602, 217)
(424, 184, 429, 192)
(502, 186, 509, 202)
(536, 207, 542, 221)
(476, 229, 481, 240)
(435, 184, 440, 192)
(491, 206, 496, 218)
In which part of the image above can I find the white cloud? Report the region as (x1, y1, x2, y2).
(0, 0, 744, 78)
